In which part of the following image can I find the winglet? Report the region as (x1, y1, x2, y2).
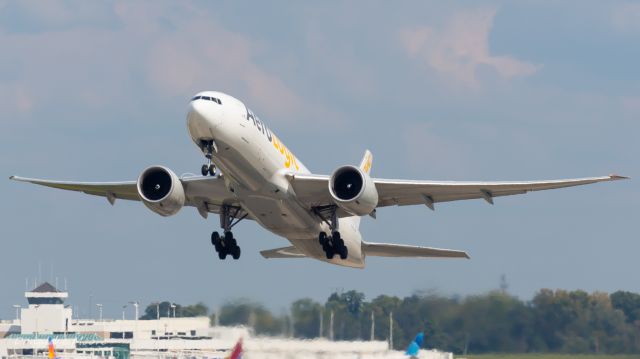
(609, 174, 630, 180)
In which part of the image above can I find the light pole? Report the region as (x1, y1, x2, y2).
(12, 305, 20, 322)
(156, 303, 160, 320)
(122, 305, 127, 340)
(389, 311, 393, 350)
(170, 304, 176, 318)
(129, 301, 139, 320)
(370, 311, 375, 341)
(329, 310, 334, 341)
(96, 304, 103, 322)
(129, 301, 139, 346)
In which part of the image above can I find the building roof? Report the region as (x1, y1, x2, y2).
(6, 333, 102, 341)
(31, 282, 59, 293)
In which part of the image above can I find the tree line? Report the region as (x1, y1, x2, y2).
(141, 289, 640, 354)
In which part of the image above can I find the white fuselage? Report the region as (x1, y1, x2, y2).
(186, 91, 364, 268)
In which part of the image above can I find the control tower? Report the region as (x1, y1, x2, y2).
(21, 282, 72, 334)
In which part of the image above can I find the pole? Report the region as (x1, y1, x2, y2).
(122, 305, 127, 339)
(129, 302, 139, 320)
(389, 311, 393, 350)
(329, 310, 334, 341)
(319, 309, 323, 338)
(370, 311, 375, 341)
(156, 303, 160, 320)
(96, 304, 103, 321)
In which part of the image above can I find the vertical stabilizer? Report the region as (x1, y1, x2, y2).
(359, 150, 373, 174)
(349, 150, 374, 230)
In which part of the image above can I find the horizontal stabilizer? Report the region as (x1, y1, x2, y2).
(260, 246, 306, 259)
(364, 242, 469, 259)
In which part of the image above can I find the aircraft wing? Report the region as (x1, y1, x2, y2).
(373, 175, 627, 208)
(286, 173, 627, 211)
(363, 242, 469, 259)
(9, 175, 244, 219)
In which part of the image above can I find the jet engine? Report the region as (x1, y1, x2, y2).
(137, 166, 185, 216)
(328, 165, 378, 216)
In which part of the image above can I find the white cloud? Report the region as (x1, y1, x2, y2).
(0, 2, 317, 124)
(611, 2, 640, 32)
(399, 8, 540, 88)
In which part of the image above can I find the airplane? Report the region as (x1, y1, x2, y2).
(10, 91, 628, 268)
(48, 337, 58, 359)
(226, 338, 242, 359)
(405, 332, 424, 358)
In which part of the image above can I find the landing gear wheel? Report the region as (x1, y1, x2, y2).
(208, 165, 216, 176)
(211, 231, 220, 246)
(339, 246, 348, 260)
(201, 164, 209, 176)
(231, 246, 241, 260)
(218, 250, 227, 260)
(325, 246, 335, 260)
(319, 232, 328, 246)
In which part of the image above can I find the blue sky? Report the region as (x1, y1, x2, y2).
(0, 1, 637, 320)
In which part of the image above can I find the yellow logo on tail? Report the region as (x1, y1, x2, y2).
(360, 150, 373, 174)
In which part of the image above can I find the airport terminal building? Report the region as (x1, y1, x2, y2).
(0, 283, 452, 359)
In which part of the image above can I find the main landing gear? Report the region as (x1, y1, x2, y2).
(200, 140, 217, 176)
(319, 231, 348, 260)
(314, 205, 348, 260)
(211, 231, 241, 260)
(211, 205, 247, 260)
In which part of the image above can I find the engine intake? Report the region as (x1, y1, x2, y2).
(137, 166, 185, 217)
(329, 165, 378, 216)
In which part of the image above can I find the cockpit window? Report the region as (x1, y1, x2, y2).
(191, 96, 222, 105)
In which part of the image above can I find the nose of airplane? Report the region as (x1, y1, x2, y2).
(186, 97, 222, 141)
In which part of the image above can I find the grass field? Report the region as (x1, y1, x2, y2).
(463, 355, 640, 359)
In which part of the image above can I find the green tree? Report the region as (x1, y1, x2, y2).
(611, 291, 640, 324)
(218, 299, 284, 336)
(140, 301, 176, 320)
(325, 290, 366, 340)
(180, 302, 209, 317)
(291, 298, 322, 338)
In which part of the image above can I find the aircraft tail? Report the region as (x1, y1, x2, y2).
(346, 150, 374, 230)
(405, 332, 424, 357)
(226, 338, 243, 359)
(48, 337, 57, 359)
(359, 149, 373, 175)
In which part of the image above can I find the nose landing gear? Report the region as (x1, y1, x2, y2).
(200, 140, 217, 176)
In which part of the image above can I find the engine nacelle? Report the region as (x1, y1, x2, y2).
(329, 165, 378, 216)
(137, 166, 185, 217)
